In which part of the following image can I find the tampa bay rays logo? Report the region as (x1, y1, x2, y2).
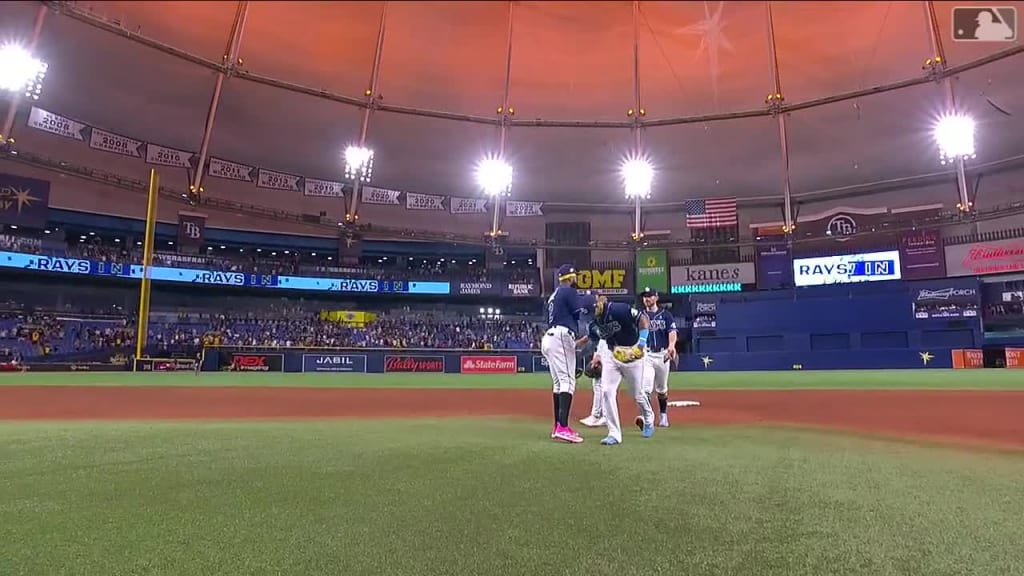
(593, 319, 621, 339)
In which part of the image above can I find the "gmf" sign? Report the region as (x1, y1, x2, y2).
(574, 269, 629, 295)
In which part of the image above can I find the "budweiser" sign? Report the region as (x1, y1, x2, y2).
(384, 355, 444, 373)
(460, 356, 518, 374)
(945, 239, 1024, 277)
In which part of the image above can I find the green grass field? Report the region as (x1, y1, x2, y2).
(2, 370, 1023, 575)
(2, 368, 1024, 389)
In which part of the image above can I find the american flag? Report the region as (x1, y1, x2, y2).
(684, 197, 738, 229)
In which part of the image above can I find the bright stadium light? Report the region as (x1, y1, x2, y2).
(344, 145, 375, 183)
(475, 157, 513, 196)
(621, 156, 653, 199)
(0, 43, 47, 99)
(934, 113, 976, 165)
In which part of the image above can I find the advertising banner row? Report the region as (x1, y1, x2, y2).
(203, 349, 544, 374)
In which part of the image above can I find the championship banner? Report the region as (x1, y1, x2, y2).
(670, 262, 754, 294)
(573, 268, 631, 295)
(88, 128, 143, 158)
(755, 237, 792, 290)
(457, 281, 501, 295)
(505, 282, 540, 297)
(506, 201, 544, 217)
(304, 178, 345, 198)
(899, 230, 946, 280)
(406, 191, 445, 211)
(911, 279, 979, 319)
(0, 173, 50, 228)
(256, 168, 301, 192)
(635, 249, 668, 293)
(27, 107, 87, 141)
(146, 144, 195, 168)
(361, 186, 402, 205)
(176, 212, 206, 253)
(944, 239, 1024, 277)
(450, 197, 488, 214)
(207, 157, 254, 182)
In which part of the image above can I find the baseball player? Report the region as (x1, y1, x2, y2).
(636, 287, 678, 428)
(590, 295, 654, 445)
(541, 264, 594, 444)
(579, 321, 607, 428)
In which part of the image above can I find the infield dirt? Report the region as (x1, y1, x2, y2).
(2, 386, 1023, 450)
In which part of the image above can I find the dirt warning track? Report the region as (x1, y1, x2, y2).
(2, 386, 1023, 450)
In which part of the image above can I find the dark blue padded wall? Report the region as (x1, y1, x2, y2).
(689, 279, 982, 369)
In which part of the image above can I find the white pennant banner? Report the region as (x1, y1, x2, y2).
(256, 168, 301, 192)
(449, 197, 488, 214)
(27, 107, 87, 141)
(89, 128, 143, 158)
(208, 157, 255, 182)
(145, 144, 194, 168)
(303, 178, 345, 197)
(362, 186, 402, 205)
(406, 191, 446, 211)
(505, 200, 544, 217)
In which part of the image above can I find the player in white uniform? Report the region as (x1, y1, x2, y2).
(541, 264, 595, 444)
(637, 288, 678, 428)
(579, 322, 608, 428)
(589, 295, 654, 445)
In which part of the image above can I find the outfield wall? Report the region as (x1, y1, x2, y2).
(199, 346, 964, 373)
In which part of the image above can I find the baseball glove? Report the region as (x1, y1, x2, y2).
(583, 360, 602, 379)
(612, 346, 645, 363)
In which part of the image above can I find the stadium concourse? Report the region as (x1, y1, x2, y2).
(2, 2, 1024, 576)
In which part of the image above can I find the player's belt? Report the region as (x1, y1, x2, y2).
(546, 325, 575, 337)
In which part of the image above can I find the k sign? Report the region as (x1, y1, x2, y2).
(670, 262, 755, 293)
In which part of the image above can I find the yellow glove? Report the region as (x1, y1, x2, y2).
(613, 346, 645, 363)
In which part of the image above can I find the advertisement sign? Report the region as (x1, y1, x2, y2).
(792, 250, 902, 287)
(944, 239, 1024, 277)
(177, 212, 206, 252)
(506, 282, 540, 297)
(635, 249, 668, 294)
(911, 279, 980, 319)
(951, 349, 983, 369)
(899, 230, 946, 280)
(457, 282, 501, 296)
(532, 355, 549, 372)
(669, 262, 754, 294)
(573, 268, 631, 295)
(229, 353, 284, 372)
(691, 301, 717, 315)
(1006, 348, 1024, 369)
(0, 173, 50, 228)
(756, 239, 792, 290)
(460, 356, 518, 374)
(384, 355, 444, 373)
(301, 354, 367, 373)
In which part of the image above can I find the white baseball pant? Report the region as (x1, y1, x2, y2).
(598, 345, 654, 443)
(541, 326, 577, 394)
(642, 350, 670, 395)
(587, 340, 609, 419)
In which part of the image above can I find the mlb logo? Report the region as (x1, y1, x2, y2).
(952, 6, 1017, 41)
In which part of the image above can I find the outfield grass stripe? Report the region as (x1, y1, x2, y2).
(1, 370, 1024, 390)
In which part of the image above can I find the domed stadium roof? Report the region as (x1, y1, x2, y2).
(2, 0, 1023, 209)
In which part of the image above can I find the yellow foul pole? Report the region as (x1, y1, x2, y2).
(134, 169, 160, 365)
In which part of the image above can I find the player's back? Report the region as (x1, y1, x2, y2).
(547, 285, 580, 332)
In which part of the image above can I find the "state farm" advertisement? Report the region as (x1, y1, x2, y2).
(460, 356, 518, 374)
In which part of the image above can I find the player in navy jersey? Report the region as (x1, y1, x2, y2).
(636, 288, 678, 428)
(588, 295, 654, 445)
(579, 320, 608, 428)
(541, 264, 595, 443)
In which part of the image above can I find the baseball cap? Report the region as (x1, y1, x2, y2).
(640, 287, 659, 297)
(557, 264, 578, 281)
(578, 293, 597, 315)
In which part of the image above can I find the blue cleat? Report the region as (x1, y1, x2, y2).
(642, 424, 655, 438)
(600, 436, 621, 446)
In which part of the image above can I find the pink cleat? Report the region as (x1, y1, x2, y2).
(553, 425, 584, 444)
